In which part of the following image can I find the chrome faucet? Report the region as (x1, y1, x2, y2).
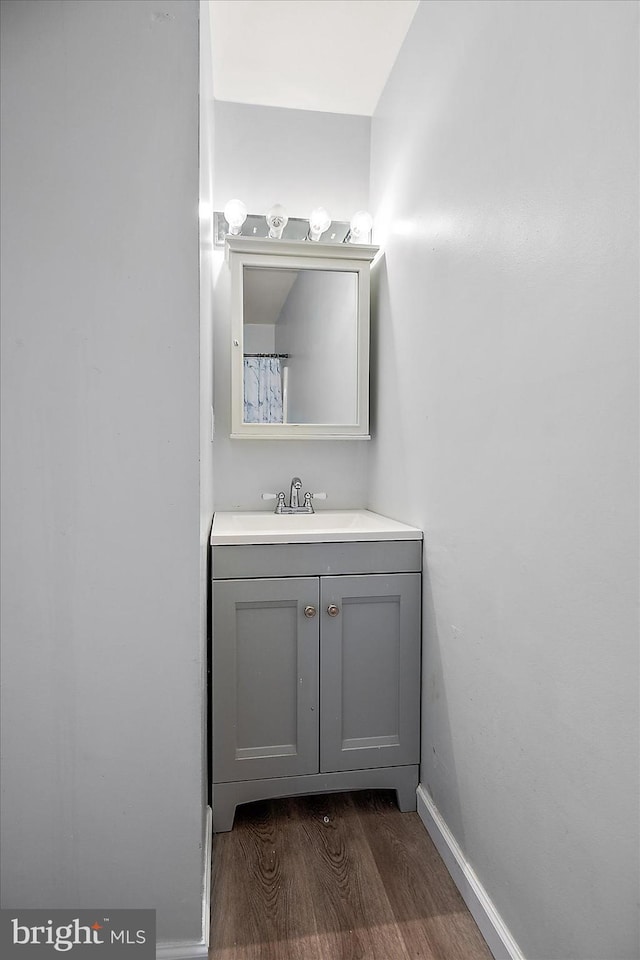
(261, 478, 327, 514)
(289, 477, 302, 510)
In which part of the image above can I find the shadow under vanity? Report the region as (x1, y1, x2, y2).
(210, 233, 423, 832)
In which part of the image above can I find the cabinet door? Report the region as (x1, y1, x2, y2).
(213, 577, 319, 783)
(320, 573, 421, 773)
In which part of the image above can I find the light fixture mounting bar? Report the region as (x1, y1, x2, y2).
(213, 212, 351, 247)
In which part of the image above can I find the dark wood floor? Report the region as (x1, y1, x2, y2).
(210, 790, 493, 960)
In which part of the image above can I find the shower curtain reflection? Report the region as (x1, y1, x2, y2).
(243, 356, 284, 423)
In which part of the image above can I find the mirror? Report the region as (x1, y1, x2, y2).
(228, 238, 377, 440)
(242, 267, 358, 425)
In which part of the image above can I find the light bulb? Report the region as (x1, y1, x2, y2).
(349, 210, 373, 243)
(223, 198, 247, 236)
(266, 203, 288, 240)
(308, 206, 331, 241)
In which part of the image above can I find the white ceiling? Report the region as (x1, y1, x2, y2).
(209, 0, 419, 116)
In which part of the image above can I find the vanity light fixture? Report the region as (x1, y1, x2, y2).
(213, 207, 374, 246)
(348, 210, 373, 244)
(223, 198, 248, 236)
(266, 203, 288, 240)
(308, 206, 331, 241)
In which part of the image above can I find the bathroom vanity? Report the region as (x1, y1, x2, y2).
(210, 510, 422, 832)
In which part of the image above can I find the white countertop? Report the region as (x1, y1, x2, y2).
(211, 509, 423, 546)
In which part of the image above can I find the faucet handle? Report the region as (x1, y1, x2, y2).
(302, 491, 327, 512)
(262, 492, 286, 513)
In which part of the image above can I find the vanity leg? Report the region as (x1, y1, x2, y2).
(394, 766, 419, 813)
(212, 790, 237, 833)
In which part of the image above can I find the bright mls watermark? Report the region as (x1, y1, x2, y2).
(0, 910, 155, 958)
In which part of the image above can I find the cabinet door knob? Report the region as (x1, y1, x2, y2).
(304, 605, 317, 618)
(327, 604, 340, 617)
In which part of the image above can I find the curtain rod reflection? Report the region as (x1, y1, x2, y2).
(243, 352, 290, 359)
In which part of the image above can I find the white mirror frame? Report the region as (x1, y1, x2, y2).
(226, 236, 378, 440)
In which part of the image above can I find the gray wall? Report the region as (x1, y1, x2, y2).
(369, 2, 639, 958)
(199, 0, 215, 869)
(213, 100, 371, 223)
(211, 101, 371, 509)
(0, 0, 206, 946)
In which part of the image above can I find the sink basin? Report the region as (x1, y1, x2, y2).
(211, 509, 422, 545)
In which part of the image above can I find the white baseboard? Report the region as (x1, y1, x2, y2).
(416, 784, 525, 960)
(156, 805, 213, 960)
(156, 942, 209, 960)
(201, 804, 213, 947)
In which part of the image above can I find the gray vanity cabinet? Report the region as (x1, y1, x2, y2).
(213, 577, 320, 783)
(319, 574, 421, 773)
(211, 540, 422, 832)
